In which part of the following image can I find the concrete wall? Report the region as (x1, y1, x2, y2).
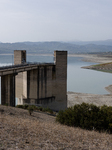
(15, 50, 67, 111)
(1, 74, 15, 106)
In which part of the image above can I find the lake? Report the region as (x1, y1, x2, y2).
(0, 54, 112, 96)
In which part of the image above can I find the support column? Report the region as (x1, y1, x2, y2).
(1, 74, 15, 106)
(53, 51, 67, 110)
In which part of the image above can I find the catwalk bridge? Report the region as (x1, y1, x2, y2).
(0, 62, 54, 76)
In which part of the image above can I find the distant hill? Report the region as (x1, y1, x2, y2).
(0, 40, 112, 54)
(69, 39, 112, 46)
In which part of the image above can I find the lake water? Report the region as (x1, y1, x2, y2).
(0, 54, 112, 98)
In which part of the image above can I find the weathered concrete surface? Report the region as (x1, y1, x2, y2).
(1, 74, 15, 106)
(14, 50, 26, 65)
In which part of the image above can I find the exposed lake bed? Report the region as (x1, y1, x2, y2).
(68, 53, 112, 107)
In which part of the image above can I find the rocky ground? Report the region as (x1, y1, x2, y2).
(67, 92, 112, 107)
(68, 53, 112, 63)
(0, 105, 112, 150)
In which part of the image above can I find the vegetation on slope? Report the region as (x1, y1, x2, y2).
(56, 103, 112, 133)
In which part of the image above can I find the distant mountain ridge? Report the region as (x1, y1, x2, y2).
(68, 39, 112, 46)
(0, 40, 112, 54)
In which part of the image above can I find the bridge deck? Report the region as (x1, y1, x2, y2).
(0, 62, 54, 76)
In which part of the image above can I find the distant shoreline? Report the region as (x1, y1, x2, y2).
(0, 53, 112, 63)
(68, 54, 112, 63)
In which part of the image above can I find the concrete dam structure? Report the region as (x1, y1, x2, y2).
(1, 50, 67, 111)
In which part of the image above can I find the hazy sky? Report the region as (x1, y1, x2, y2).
(0, 0, 112, 43)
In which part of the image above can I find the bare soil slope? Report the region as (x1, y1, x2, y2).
(0, 105, 112, 149)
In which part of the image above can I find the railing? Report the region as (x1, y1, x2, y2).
(0, 62, 54, 70)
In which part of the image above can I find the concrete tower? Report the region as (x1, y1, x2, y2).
(53, 51, 67, 110)
(14, 50, 27, 104)
(14, 50, 26, 65)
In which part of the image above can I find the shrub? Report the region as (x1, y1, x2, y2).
(45, 108, 53, 114)
(47, 109, 53, 114)
(28, 106, 34, 115)
(39, 107, 43, 111)
(35, 106, 40, 111)
(23, 104, 29, 109)
(56, 103, 112, 133)
(16, 104, 54, 115)
(4, 103, 8, 106)
(16, 105, 24, 109)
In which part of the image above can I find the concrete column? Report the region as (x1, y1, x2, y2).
(14, 50, 27, 104)
(53, 51, 67, 110)
(14, 50, 26, 65)
(1, 74, 15, 106)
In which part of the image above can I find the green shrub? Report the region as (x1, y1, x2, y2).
(56, 110, 65, 124)
(56, 103, 112, 133)
(35, 106, 40, 111)
(16, 105, 24, 109)
(23, 104, 29, 109)
(47, 109, 53, 114)
(4, 103, 8, 106)
(45, 108, 53, 114)
(28, 106, 34, 115)
(16, 104, 54, 115)
(42, 108, 47, 112)
(39, 107, 43, 111)
(30, 105, 37, 110)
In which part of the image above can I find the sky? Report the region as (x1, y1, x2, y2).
(0, 0, 112, 43)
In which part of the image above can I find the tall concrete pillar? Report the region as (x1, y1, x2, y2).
(1, 74, 15, 106)
(14, 50, 26, 65)
(53, 50, 67, 110)
(14, 50, 27, 104)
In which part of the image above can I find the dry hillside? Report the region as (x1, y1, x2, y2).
(0, 105, 112, 150)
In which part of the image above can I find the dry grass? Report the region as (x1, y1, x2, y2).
(0, 105, 112, 149)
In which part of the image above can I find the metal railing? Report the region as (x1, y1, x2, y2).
(0, 62, 54, 70)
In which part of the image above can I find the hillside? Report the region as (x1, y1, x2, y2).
(1, 41, 112, 54)
(0, 105, 112, 149)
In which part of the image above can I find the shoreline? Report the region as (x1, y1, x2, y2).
(67, 54, 112, 106)
(68, 54, 112, 63)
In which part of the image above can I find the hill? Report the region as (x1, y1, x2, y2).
(1, 41, 112, 54)
(0, 105, 112, 149)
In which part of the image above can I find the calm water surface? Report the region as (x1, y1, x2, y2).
(0, 54, 112, 96)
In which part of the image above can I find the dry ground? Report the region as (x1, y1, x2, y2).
(68, 54, 112, 63)
(67, 92, 112, 107)
(0, 105, 112, 150)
